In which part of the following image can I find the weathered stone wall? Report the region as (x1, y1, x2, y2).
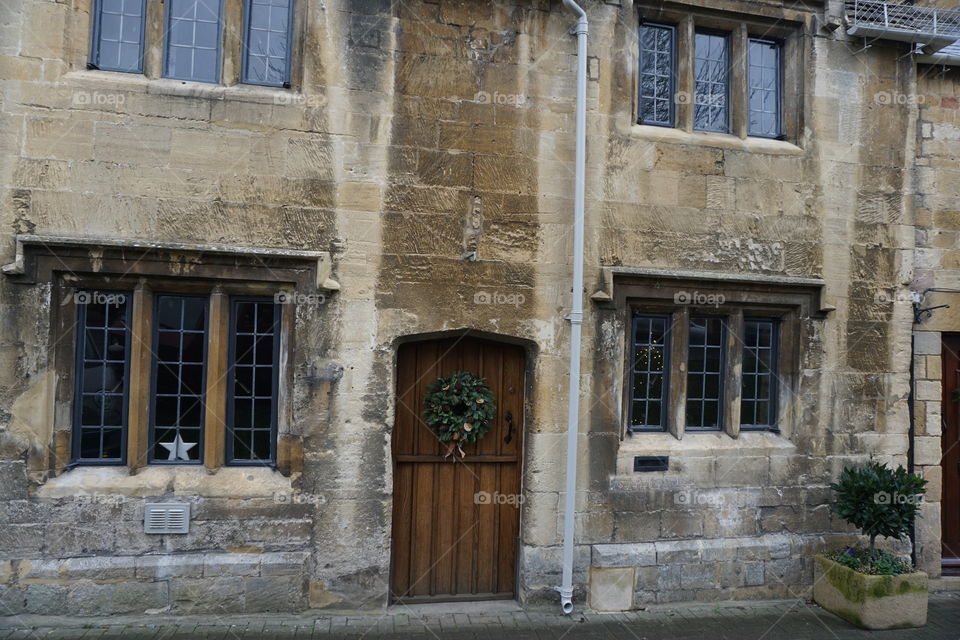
(910, 63, 960, 577)
(0, 0, 951, 614)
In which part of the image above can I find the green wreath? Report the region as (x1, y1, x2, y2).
(423, 371, 496, 457)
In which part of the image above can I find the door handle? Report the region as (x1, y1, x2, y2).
(504, 410, 514, 444)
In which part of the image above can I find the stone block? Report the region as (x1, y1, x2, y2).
(61, 556, 136, 580)
(171, 577, 244, 614)
(243, 575, 306, 613)
(660, 511, 703, 538)
(680, 563, 716, 590)
(588, 566, 634, 612)
(136, 554, 205, 579)
(655, 539, 702, 564)
(915, 380, 941, 401)
(0, 586, 26, 615)
(745, 562, 764, 586)
(0, 525, 45, 556)
(914, 436, 942, 466)
(260, 552, 309, 576)
(591, 543, 656, 567)
(656, 564, 682, 591)
(25, 584, 67, 613)
(913, 332, 941, 355)
(0, 462, 27, 500)
(203, 554, 260, 577)
(66, 581, 168, 616)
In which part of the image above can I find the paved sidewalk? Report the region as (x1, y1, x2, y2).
(1, 593, 958, 639)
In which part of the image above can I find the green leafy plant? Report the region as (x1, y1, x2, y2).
(828, 546, 912, 576)
(423, 371, 496, 452)
(830, 462, 927, 563)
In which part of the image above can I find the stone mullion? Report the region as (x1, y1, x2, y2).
(143, 0, 164, 79)
(127, 281, 153, 471)
(730, 25, 748, 139)
(724, 310, 744, 438)
(669, 306, 689, 440)
(676, 16, 695, 132)
(203, 287, 229, 469)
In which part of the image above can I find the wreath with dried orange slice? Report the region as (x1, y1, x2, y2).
(423, 371, 496, 459)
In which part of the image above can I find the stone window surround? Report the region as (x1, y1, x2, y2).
(2, 234, 335, 482)
(74, 0, 307, 91)
(632, 3, 805, 145)
(596, 267, 829, 444)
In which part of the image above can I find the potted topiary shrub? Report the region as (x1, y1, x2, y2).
(814, 462, 928, 630)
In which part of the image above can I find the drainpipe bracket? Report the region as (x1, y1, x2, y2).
(566, 311, 584, 324)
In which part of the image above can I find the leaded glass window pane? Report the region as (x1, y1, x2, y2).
(227, 299, 280, 463)
(150, 296, 208, 463)
(694, 32, 729, 133)
(91, 0, 146, 73)
(242, 0, 293, 87)
(741, 318, 778, 429)
(629, 313, 670, 431)
(638, 23, 675, 127)
(73, 291, 131, 463)
(686, 316, 725, 430)
(164, 0, 223, 83)
(748, 39, 781, 138)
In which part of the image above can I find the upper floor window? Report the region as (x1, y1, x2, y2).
(635, 10, 793, 140)
(90, 0, 147, 73)
(89, 0, 294, 87)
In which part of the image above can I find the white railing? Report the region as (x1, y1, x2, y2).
(846, 0, 960, 37)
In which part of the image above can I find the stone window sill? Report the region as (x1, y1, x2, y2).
(615, 430, 796, 476)
(630, 124, 804, 156)
(62, 70, 306, 107)
(35, 465, 297, 499)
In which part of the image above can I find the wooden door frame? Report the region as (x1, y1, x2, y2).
(387, 329, 537, 604)
(941, 332, 960, 570)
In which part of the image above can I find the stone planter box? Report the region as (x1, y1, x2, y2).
(813, 554, 927, 630)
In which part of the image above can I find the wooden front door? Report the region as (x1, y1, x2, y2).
(942, 335, 960, 568)
(390, 336, 525, 603)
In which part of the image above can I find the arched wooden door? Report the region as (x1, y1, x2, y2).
(390, 336, 525, 603)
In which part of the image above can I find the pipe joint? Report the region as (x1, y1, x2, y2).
(566, 311, 584, 324)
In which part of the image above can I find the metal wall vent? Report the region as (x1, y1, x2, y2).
(144, 503, 191, 534)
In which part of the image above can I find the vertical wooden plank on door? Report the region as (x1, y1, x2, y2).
(391, 344, 417, 597)
(497, 346, 523, 594)
(455, 460, 478, 594)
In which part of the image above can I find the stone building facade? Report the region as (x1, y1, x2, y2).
(0, 0, 958, 615)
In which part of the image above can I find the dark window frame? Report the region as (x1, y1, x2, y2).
(747, 37, 783, 139)
(692, 29, 731, 134)
(225, 296, 282, 466)
(162, 0, 226, 84)
(240, 0, 295, 88)
(71, 290, 133, 465)
(740, 316, 780, 431)
(89, 0, 148, 73)
(684, 314, 726, 431)
(147, 293, 211, 465)
(627, 312, 672, 432)
(637, 21, 677, 128)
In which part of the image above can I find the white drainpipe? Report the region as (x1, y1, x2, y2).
(557, 0, 588, 616)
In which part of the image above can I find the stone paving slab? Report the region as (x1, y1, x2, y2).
(0, 593, 958, 639)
